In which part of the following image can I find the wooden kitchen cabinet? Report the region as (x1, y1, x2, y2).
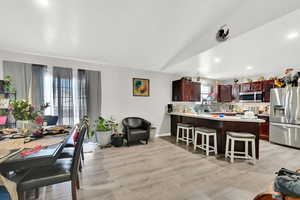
(191, 82, 201, 101)
(240, 81, 263, 92)
(251, 81, 263, 92)
(240, 83, 251, 93)
(181, 80, 193, 101)
(231, 84, 240, 101)
(262, 80, 274, 102)
(258, 115, 270, 141)
(172, 79, 201, 102)
(216, 85, 232, 102)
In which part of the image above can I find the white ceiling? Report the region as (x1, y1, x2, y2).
(0, 0, 300, 74)
(166, 9, 300, 80)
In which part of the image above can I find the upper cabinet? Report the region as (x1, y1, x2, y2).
(231, 84, 240, 101)
(240, 81, 263, 92)
(191, 82, 201, 102)
(172, 79, 201, 102)
(262, 80, 275, 102)
(172, 78, 274, 103)
(240, 82, 252, 93)
(216, 85, 232, 102)
(216, 80, 274, 103)
(251, 81, 263, 92)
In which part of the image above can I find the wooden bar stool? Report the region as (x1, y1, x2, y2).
(225, 131, 256, 164)
(176, 123, 194, 146)
(194, 127, 217, 156)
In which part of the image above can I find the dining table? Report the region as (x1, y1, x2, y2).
(0, 125, 76, 200)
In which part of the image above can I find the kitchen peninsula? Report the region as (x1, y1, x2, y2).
(170, 112, 265, 159)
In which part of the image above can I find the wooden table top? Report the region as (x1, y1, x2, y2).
(0, 126, 75, 172)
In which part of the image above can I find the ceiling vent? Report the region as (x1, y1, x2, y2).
(216, 25, 230, 42)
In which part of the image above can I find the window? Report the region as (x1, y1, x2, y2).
(201, 84, 212, 103)
(4, 62, 101, 126)
(53, 67, 74, 125)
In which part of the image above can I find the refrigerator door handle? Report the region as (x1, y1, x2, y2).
(286, 88, 291, 123)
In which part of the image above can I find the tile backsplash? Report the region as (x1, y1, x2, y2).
(172, 102, 270, 115)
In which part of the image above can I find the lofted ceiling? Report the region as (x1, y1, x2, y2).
(166, 9, 300, 80)
(0, 0, 300, 73)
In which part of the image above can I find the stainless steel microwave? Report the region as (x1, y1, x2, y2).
(239, 92, 263, 103)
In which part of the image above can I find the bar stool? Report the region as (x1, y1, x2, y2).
(176, 123, 194, 146)
(194, 127, 218, 156)
(225, 132, 256, 164)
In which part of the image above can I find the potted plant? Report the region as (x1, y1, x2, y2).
(9, 100, 44, 136)
(108, 118, 123, 147)
(93, 117, 112, 147)
(3, 76, 16, 93)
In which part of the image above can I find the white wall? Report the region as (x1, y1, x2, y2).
(0, 50, 178, 136)
(101, 67, 177, 135)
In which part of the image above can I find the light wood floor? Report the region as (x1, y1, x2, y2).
(28, 137, 300, 200)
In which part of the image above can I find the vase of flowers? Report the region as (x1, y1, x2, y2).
(10, 100, 46, 136)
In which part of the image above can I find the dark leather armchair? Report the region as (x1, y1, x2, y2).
(122, 117, 151, 146)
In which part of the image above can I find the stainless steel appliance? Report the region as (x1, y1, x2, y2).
(270, 87, 300, 148)
(239, 91, 263, 103)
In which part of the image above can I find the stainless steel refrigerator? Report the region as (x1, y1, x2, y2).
(270, 87, 300, 148)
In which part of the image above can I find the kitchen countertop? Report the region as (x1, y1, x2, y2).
(257, 114, 270, 117)
(209, 112, 238, 114)
(168, 112, 265, 123)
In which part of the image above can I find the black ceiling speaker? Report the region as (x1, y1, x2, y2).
(216, 25, 230, 42)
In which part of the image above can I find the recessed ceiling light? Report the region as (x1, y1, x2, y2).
(246, 66, 253, 70)
(286, 31, 299, 40)
(214, 57, 221, 63)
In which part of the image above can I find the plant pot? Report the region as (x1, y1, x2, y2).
(16, 120, 33, 136)
(150, 127, 157, 141)
(111, 134, 124, 147)
(95, 130, 112, 147)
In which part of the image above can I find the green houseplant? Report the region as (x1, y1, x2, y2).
(93, 117, 112, 147)
(3, 76, 16, 93)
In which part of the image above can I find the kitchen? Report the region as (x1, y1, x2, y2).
(168, 70, 300, 160)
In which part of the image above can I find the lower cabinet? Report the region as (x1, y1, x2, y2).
(258, 115, 269, 141)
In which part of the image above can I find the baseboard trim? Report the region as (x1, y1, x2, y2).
(156, 132, 171, 137)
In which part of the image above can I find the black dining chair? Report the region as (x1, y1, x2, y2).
(59, 117, 89, 172)
(15, 123, 87, 200)
(43, 115, 59, 126)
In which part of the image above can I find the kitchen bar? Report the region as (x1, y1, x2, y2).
(169, 112, 265, 159)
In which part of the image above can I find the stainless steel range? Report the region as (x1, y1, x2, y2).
(270, 87, 300, 148)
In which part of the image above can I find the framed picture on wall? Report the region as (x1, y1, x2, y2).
(133, 78, 150, 97)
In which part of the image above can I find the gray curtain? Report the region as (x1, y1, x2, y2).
(3, 61, 32, 100)
(31, 65, 46, 108)
(53, 67, 74, 125)
(86, 70, 101, 124)
(78, 69, 88, 120)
